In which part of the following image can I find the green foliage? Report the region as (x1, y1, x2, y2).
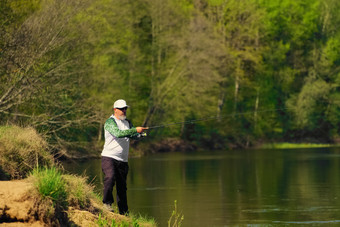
(319, 36, 340, 73)
(287, 79, 331, 128)
(1, 0, 340, 151)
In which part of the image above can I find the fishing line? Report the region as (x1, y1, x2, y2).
(146, 107, 294, 129)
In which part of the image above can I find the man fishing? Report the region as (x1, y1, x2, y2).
(101, 99, 148, 215)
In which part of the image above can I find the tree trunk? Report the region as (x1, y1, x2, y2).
(97, 121, 103, 142)
(254, 88, 259, 130)
(234, 58, 242, 114)
(234, 74, 239, 114)
(217, 87, 225, 121)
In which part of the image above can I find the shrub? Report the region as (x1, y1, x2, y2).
(0, 125, 54, 179)
(63, 174, 95, 211)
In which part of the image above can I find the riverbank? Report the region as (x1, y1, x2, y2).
(0, 174, 155, 226)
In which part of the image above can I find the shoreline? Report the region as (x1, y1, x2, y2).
(59, 139, 340, 161)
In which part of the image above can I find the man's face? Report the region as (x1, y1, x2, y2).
(114, 107, 127, 120)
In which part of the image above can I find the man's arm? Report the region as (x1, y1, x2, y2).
(104, 118, 139, 138)
(127, 120, 148, 139)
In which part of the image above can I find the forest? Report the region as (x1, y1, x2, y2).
(1, 0, 340, 154)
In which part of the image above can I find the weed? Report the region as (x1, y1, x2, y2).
(132, 218, 140, 227)
(168, 200, 184, 227)
(97, 213, 109, 226)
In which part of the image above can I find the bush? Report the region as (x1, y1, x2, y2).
(63, 174, 95, 211)
(0, 125, 54, 179)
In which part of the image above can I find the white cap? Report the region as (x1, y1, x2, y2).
(113, 99, 129, 108)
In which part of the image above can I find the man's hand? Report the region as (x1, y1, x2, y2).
(136, 127, 148, 133)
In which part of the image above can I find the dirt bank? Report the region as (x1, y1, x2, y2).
(0, 180, 130, 226)
(0, 180, 44, 226)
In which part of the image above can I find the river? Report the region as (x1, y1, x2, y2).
(62, 147, 340, 226)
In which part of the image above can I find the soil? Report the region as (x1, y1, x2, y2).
(0, 180, 44, 226)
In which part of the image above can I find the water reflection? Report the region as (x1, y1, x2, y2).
(62, 148, 340, 226)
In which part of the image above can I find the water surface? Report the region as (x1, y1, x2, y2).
(62, 148, 340, 226)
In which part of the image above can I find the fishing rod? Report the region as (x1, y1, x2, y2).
(146, 107, 293, 130)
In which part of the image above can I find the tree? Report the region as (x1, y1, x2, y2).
(200, 0, 267, 146)
(0, 0, 95, 150)
(141, 0, 226, 138)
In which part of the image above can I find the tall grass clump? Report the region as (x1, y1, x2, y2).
(30, 167, 68, 225)
(63, 174, 96, 211)
(0, 125, 54, 179)
(31, 167, 68, 209)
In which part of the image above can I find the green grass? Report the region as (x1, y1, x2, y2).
(130, 213, 156, 227)
(96, 215, 129, 227)
(95, 212, 156, 227)
(260, 142, 333, 149)
(95, 208, 157, 227)
(31, 167, 99, 211)
(31, 167, 68, 209)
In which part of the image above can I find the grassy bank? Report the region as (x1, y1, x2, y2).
(259, 142, 337, 149)
(29, 167, 156, 226)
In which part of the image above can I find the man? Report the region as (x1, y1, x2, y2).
(101, 99, 147, 215)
